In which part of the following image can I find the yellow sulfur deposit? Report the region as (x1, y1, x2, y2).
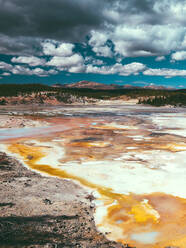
(129, 200, 160, 223)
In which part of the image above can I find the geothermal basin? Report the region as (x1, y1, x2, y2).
(0, 104, 186, 248)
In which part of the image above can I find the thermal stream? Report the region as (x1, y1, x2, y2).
(0, 107, 186, 248)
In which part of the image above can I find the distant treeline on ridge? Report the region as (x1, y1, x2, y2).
(0, 83, 185, 106)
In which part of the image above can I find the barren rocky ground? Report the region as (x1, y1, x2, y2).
(0, 152, 126, 248)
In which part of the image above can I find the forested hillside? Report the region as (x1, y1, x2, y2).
(0, 84, 185, 106)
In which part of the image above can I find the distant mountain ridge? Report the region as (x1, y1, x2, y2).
(52, 81, 122, 89)
(52, 80, 172, 90)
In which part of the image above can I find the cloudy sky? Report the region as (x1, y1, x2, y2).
(0, 0, 186, 88)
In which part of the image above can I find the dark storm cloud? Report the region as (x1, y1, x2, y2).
(110, 0, 176, 26)
(0, 0, 185, 56)
(0, 0, 117, 55)
(113, 0, 155, 19)
(0, 0, 174, 43)
(0, 0, 111, 41)
(0, 35, 42, 55)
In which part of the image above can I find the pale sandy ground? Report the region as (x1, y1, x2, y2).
(94, 99, 139, 105)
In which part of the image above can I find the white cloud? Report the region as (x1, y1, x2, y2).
(0, 61, 13, 70)
(47, 54, 84, 70)
(88, 30, 113, 57)
(11, 56, 46, 67)
(11, 65, 33, 75)
(48, 69, 58, 75)
(31, 68, 58, 76)
(171, 51, 186, 61)
(143, 68, 186, 77)
(9, 40, 86, 74)
(11, 65, 57, 77)
(86, 15, 186, 59)
(168, 1, 186, 24)
(89, 13, 186, 58)
(86, 64, 108, 74)
(1, 72, 11, 76)
(32, 68, 47, 76)
(112, 24, 185, 57)
(89, 30, 108, 47)
(86, 62, 146, 76)
(92, 45, 113, 57)
(181, 35, 186, 48)
(107, 0, 186, 58)
(68, 65, 85, 73)
(155, 56, 165, 61)
(92, 59, 104, 65)
(119, 62, 146, 76)
(42, 41, 75, 57)
(85, 57, 104, 65)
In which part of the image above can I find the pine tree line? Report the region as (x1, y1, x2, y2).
(139, 94, 186, 107)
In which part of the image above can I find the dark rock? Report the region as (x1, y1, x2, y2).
(0, 203, 15, 208)
(43, 199, 52, 205)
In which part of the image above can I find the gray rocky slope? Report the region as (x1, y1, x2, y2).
(0, 152, 128, 248)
